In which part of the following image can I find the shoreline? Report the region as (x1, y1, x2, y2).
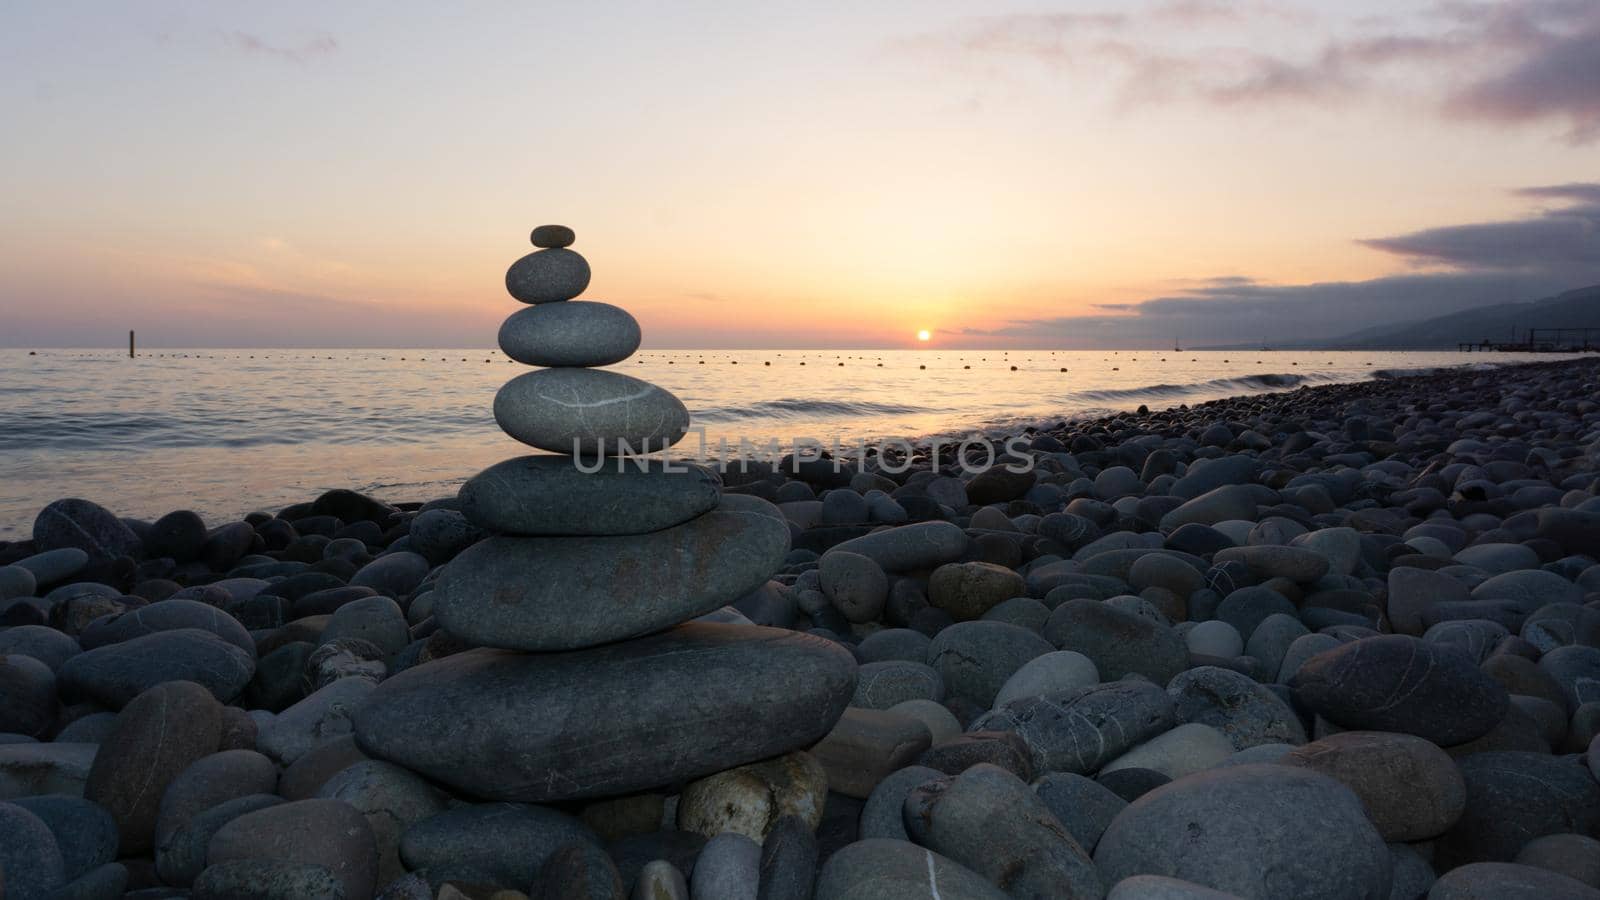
(966, 355, 1591, 437)
(2, 355, 1581, 535)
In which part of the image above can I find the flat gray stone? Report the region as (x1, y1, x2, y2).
(78, 599, 254, 658)
(0, 564, 35, 600)
(1514, 835, 1600, 892)
(928, 562, 1025, 621)
(157, 794, 283, 887)
(0, 625, 80, 672)
(1436, 751, 1600, 870)
(75, 684, 219, 863)
(59, 629, 254, 708)
(1099, 723, 1236, 781)
(1170, 456, 1259, 501)
(819, 551, 888, 624)
(926, 620, 1053, 708)
(814, 838, 1008, 900)
(33, 498, 141, 563)
(495, 368, 689, 455)
(1168, 666, 1306, 750)
(1281, 731, 1465, 841)
(1470, 569, 1584, 613)
(316, 759, 449, 887)
(691, 831, 759, 900)
(0, 801, 67, 898)
(1094, 764, 1391, 900)
(9, 794, 118, 881)
(257, 676, 377, 766)
(154, 749, 278, 854)
(12, 547, 89, 584)
(353, 623, 857, 802)
(992, 650, 1100, 708)
(1032, 772, 1127, 855)
(1213, 545, 1330, 583)
(434, 496, 791, 651)
(1538, 644, 1600, 710)
(1430, 862, 1600, 900)
(206, 799, 376, 900)
(1160, 485, 1261, 530)
(459, 455, 720, 536)
(499, 300, 641, 367)
(828, 521, 969, 572)
(860, 765, 943, 841)
(0, 653, 55, 739)
(756, 813, 817, 900)
(904, 763, 1104, 899)
(1452, 543, 1540, 574)
(1288, 634, 1508, 746)
(1043, 599, 1188, 685)
(192, 859, 346, 900)
(55, 860, 129, 900)
(348, 552, 431, 599)
(971, 680, 1176, 775)
(399, 802, 597, 888)
(407, 508, 483, 565)
(320, 596, 409, 658)
(851, 661, 944, 710)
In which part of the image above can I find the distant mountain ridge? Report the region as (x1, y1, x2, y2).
(1318, 284, 1600, 349)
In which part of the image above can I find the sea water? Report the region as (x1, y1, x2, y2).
(0, 347, 1552, 532)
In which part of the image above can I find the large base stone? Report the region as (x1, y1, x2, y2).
(352, 623, 857, 802)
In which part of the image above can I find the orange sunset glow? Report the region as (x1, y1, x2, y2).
(2, 2, 1597, 349)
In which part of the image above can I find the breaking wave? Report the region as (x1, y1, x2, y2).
(693, 398, 944, 423)
(1068, 372, 1332, 404)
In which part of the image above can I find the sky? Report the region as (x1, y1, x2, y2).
(1, 0, 1596, 349)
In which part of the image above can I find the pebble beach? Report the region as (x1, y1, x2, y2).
(3, 230, 1600, 900)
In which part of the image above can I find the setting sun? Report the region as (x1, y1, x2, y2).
(917, 329, 931, 342)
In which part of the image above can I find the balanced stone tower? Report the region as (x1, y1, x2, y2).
(352, 226, 858, 804)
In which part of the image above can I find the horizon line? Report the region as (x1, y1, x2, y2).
(0, 344, 1449, 352)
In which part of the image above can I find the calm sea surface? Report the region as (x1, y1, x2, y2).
(0, 347, 1552, 534)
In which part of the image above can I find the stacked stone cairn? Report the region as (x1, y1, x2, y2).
(10, 233, 1600, 899)
(350, 226, 859, 890)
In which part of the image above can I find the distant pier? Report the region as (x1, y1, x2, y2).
(1459, 327, 1600, 353)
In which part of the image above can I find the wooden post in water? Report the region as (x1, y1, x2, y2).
(129, 330, 135, 358)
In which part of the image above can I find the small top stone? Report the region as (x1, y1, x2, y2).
(531, 224, 575, 248)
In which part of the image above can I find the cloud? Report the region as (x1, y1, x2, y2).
(1443, 5, 1600, 142)
(227, 32, 338, 63)
(954, 186, 1600, 348)
(962, 271, 1580, 348)
(1358, 185, 1600, 271)
(897, 0, 1600, 142)
(889, 12, 1123, 65)
(1515, 183, 1600, 204)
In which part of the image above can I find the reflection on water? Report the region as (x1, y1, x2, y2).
(0, 347, 1560, 531)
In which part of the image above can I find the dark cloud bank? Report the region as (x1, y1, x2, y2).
(961, 183, 1600, 348)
